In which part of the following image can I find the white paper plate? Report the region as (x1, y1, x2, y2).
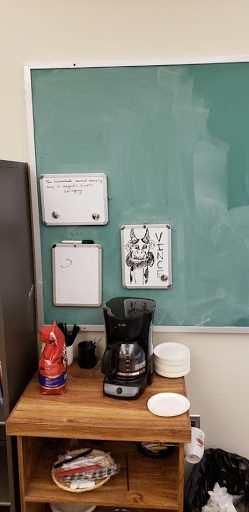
(154, 361, 190, 372)
(154, 367, 190, 378)
(154, 354, 190, 366)
(154, 342, 190, 361)
(147, 393, 190, 417)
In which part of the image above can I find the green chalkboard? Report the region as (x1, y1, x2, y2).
(31, 63, 249, 326)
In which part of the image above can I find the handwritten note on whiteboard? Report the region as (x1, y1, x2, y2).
(40, 173, 108, 225)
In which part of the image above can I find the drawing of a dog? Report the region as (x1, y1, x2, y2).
(125, 228, 155, 285)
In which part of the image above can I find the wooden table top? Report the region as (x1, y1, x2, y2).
(6, 361, 191, 443)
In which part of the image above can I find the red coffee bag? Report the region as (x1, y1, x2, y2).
(39, 321, 67, 394)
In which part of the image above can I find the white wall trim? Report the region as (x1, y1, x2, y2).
(64, 324, 249, 334)
(24, 65, 44, 330)
(153, 325, 249, 334)
(25, 55, 249, 70)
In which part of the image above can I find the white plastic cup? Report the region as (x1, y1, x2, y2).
(184, 427, 205, 464)
(66, 345, 74, 366)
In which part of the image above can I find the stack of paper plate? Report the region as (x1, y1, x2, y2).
(153, 342, 190, 378)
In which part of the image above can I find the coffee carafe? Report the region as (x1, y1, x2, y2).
(102, 297, 156, 399)
(105, 340, 146, 379)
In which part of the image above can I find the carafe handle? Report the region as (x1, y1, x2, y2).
(101, 343, 121, 377)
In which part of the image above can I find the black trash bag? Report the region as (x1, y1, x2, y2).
(184, 448, 249, 512)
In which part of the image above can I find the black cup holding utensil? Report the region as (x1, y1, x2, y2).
(78, 340, 97, 368)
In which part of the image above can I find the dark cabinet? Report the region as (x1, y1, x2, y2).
(0, 160, 37, 512)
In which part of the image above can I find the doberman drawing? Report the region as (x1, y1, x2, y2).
(125, 228, 155, 285)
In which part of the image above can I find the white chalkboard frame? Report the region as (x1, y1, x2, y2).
(40, 173, 108, 225)
(25, 60, 249, 332)
(52, 243, 102, 306)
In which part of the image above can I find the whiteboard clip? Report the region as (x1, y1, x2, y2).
(160, 275, 168, 282)
(52, 210, 60, 219)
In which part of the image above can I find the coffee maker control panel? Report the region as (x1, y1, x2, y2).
(104, 382, 141, 399)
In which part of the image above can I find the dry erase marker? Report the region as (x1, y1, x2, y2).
(61, 240, 95, 244)
(61, 240, 82, 244)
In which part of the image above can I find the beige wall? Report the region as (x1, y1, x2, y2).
(2, 0, 249, 458)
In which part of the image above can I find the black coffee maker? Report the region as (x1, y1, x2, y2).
(101, 297, 156, 399)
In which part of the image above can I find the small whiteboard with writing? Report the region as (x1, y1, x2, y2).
(121, 224, 172, 289)
(52, 243, 102, 306)
(40, 173, 108, 225)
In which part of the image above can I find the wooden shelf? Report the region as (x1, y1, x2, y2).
(6, 362, 191, 444)
(6, 362, 191, 512)
(24, 440, 179, 510)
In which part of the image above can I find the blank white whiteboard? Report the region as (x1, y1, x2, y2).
(40, 173, 108, 225)
(52, 243, 102, 306)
